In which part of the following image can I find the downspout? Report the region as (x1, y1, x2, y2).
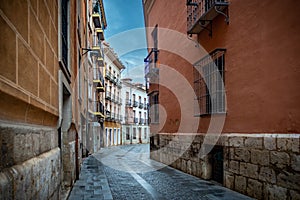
(85, 0, 89, 156)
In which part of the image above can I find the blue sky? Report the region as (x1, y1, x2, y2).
(103, 0, 148, 84)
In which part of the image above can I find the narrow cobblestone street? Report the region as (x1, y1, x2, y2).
(68, 144, 252, 200)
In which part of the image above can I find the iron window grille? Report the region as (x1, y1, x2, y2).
(194, 48, 226, 116)
(61, 0, 69, 68)
(149, 92, 159, 123)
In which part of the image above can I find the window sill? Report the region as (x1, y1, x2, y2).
(194, 112, 227, 117)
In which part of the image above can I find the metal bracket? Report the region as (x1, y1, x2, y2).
(199, 20, 213, 37)
(214, 4, 230, 24)
(81, 48, 94, 56)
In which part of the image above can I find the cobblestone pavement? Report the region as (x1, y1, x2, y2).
(69, 144, 253, 200)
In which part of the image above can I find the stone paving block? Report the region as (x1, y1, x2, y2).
(69, 144, 253, 200)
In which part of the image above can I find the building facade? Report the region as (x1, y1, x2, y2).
(84, 0, 107, 155)
(0, 0, 107, 198)
(121, 78, 149, 145)
(143, 0, 300, 199)
(103, 43, 125, 147)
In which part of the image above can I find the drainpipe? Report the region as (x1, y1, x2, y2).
(85, 0, 89, 156)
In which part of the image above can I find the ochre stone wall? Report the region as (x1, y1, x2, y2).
(0, 0, 61, 199)
(0, 122, 60, 199)
(0, 0, 59, 125)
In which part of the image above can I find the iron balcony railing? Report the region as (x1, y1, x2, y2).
(139, 118, 144, 125)
(111, 94, 115, 102)
(111, 112, 115, 120)
(92, 34, 101, 53)
(133, 101, 138, 107)
(90, 101, 105, 118)
(144, 103, 148, 110)
(125, 99, 132, 107)
(105, 110, 111, 119)
(92, 0, 101, 28)
(105, 91, 111, 100)
(105, 70, 111, 79)
(187, 0, 229, 34)
(93, 68, 105, 90)
(139, 102, 144, 109)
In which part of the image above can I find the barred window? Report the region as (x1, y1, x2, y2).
(61, 0, 69, 68)
(149, 92, 159, 123)
(194, 49, 226, 116)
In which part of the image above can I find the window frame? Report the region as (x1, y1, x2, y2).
(194, 48, 226, 116)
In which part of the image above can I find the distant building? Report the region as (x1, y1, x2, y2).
(103, 43, 125, 146)
(121, 78, 149, 145)
(143, 0, 300, 199)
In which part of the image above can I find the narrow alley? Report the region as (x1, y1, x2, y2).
(68, 144, 252, 200)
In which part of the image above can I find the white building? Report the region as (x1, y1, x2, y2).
(121, 78, 149, 144)
(103, 43, 124, 147)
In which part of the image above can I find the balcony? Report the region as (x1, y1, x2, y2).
(91, 34, 101, 55)
(111, 112, 115, 121)
(139, 118, 144, 125)
(105, 91, 111, 100)
(111, 94, 115, 102)
(93, 68, 105, 92)
(144, 61, 159, 79)
(144, 103, 148, 110)
(97, 57, 104, 66)
(105, 70, 111, 80)
(116, 80, 122, 88)
(92, 0, 102, 29)
(125, 99, 132, 107)
(133, 101, 138, 107)
(187, 0, 229, 35)
(105, 110, 111, 120)
(111, 75, 117, 84)
(114, 96, 119, 104)
(95, 28, 104, 41)
(89, 101, 105, 119)
(139, 102, 144, 109)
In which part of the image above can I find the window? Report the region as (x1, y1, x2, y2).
(61, 0, 69, 68)
(149, 92, 159, 123)
(133, 128, 136, 139)
(194, 49, 226, 115)
(144, 128, 147, 139)
(126, 127, 130, 140)
(88, 83, 92, 100)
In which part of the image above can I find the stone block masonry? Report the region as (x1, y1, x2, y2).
(0, 122, 61, 199)
(150, 133, 300, 199)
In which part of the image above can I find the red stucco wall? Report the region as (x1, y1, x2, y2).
(145, 0, 300, 133)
